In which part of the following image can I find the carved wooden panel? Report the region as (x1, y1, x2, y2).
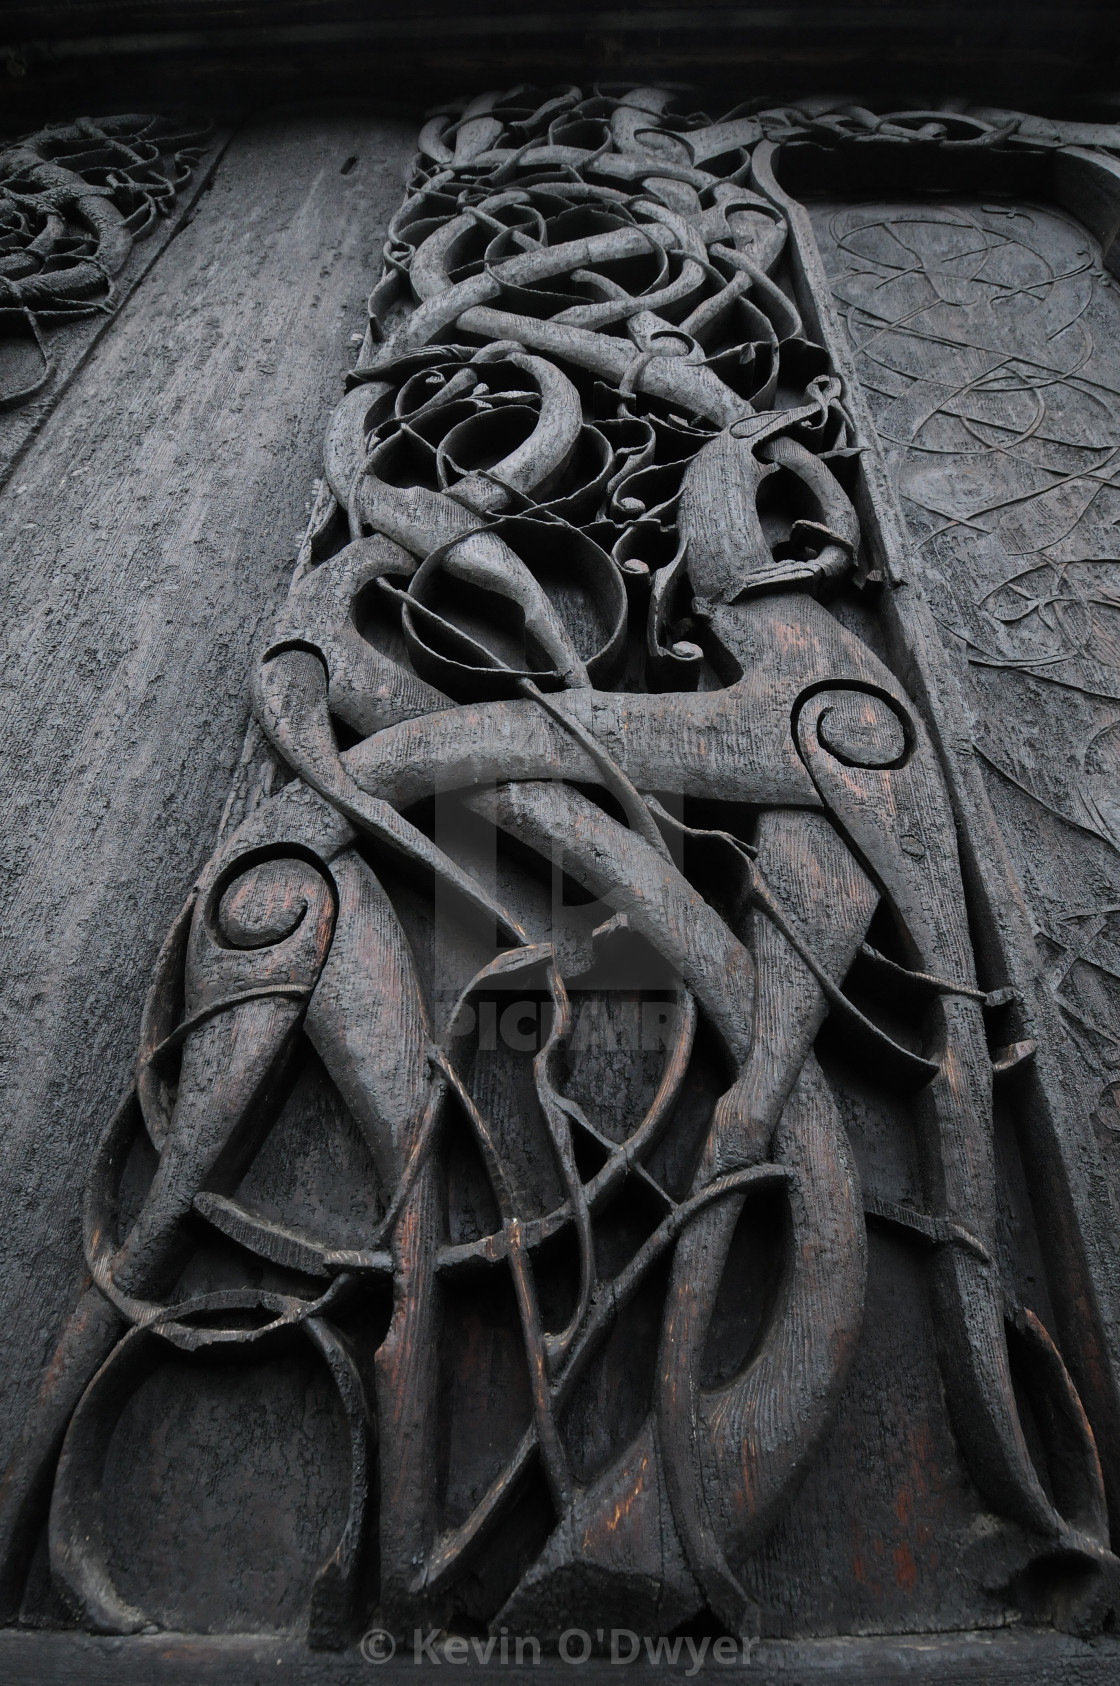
(4, 91, 1120, 1665)
(814, 194, 1120, 1189)
(0, 115, 216, 475)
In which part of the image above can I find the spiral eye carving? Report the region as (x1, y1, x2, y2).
(215, 858, 328, 950)
(795, 686, 911, 771)
(816, 690, 907, 768)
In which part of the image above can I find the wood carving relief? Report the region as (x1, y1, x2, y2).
(4, 90, 1120, 1652)
(0, 115, 209, 409)
(815, 196, 1120, 1181)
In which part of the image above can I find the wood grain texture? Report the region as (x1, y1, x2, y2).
(4, 91, 1120, 1668)
(0, 111, 414, 1472)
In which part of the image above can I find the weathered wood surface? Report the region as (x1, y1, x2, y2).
(4, 90, 1120, 1671)
(0, 111, 415, 1482)
(814, 195, 1120, 1185)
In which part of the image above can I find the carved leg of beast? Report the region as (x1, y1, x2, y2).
(298, 844, 444, 1627)
(796, 692, 1114, 1578)
(374, 1157, 442, 1626)
(499, 806, 878, 1632)
(656, 810, 878, 1628)
(0, 852, 337, 1623)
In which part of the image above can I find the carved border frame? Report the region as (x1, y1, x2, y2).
(745, 115, 1120, 1547)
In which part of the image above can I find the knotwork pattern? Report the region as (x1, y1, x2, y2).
(0, 114, 210, 408)
(3, 87, 1118, 1649)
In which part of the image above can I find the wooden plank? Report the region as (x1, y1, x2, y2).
(5, 89, 1120, 1659)
(0, 111, 415, 1470)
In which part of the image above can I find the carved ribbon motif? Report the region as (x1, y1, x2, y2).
(1, 88, 1116, 1644)
(0, 115, 210, 408)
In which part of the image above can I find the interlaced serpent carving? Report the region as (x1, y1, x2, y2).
(1, 88, 1117, 1646)
(0, 114, 210, 408)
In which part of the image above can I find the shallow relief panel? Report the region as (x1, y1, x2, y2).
(813, 192, 1120, 1191)
(4, 92, 1120, 1650)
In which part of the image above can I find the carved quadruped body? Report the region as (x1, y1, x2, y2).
(4, 89, 1120, 1648)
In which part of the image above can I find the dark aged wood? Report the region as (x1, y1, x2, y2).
(2, 3, 1119, 131)
(0, 109, 417, 1539)
(4, 89, 1120, 1677)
